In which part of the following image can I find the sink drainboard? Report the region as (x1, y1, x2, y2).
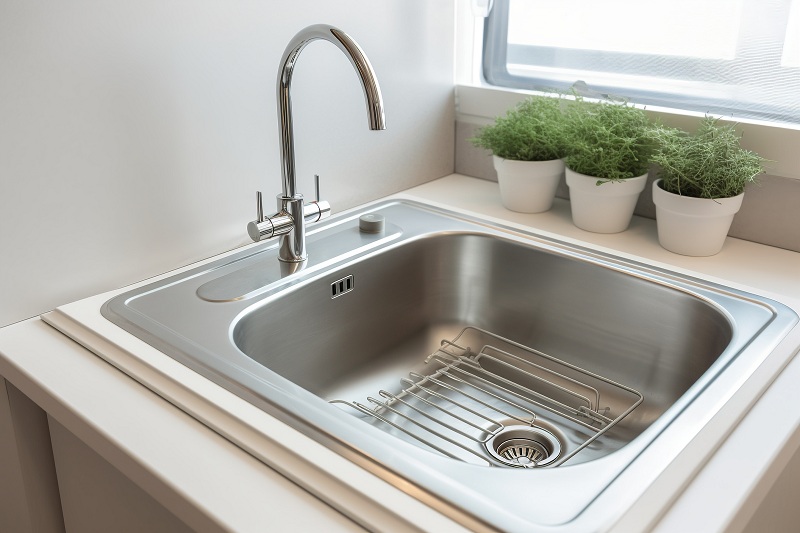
(331, 327, 644, 468)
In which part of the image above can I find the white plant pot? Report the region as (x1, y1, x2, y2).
(493, 156, 564, 213)
(652, 180, 744, 256)
(565, 168, 648, 234)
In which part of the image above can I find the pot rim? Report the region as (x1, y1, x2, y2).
(652, 179, 744, 216)
(493, 155, 565, 167)
(652, 179, 744, 202)
(565, 168, 648, 195)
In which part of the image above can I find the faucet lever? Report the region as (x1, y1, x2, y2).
(256, 191, 264, 222)
(247, 200, 331, 242)
(314, 174, 321, 203)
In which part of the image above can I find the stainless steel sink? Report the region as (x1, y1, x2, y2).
(102, 200, 798, 531)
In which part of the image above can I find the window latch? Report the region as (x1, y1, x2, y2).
(471, 0, 493, 18)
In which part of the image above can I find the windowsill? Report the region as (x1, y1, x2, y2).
(455, 83, 800, 181)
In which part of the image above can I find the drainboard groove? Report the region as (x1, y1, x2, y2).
(331, 326, 643, 468)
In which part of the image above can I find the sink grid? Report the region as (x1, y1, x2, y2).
(331, 326, 644, 467)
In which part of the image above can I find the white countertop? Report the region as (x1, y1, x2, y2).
(2, 174, 800, 532)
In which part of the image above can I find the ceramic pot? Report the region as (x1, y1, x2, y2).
(652, 180, 744, 256)
(565, 169, 648, 233)
(493, 156, 564, 213)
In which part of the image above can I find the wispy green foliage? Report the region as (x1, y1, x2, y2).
(651, 117, 764, 199)
(563, 97, 656, 182)
(470, 95, 569, 161)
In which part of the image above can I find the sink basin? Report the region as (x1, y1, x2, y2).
(102, 200, 798, 531)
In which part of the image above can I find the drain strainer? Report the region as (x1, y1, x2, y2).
(485, 426, 562, 468)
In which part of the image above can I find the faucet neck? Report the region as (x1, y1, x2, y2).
(276, 24, 386, 198)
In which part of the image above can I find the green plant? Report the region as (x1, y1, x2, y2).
(651, 117, 764, 199)
(470, 95, 569, 161)
(563, 97, 656, 182)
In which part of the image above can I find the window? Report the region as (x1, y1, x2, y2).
(483, 0, 800, 125)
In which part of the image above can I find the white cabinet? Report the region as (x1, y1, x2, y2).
(0, 378, 64, 533)
(48, 417, 194, 533)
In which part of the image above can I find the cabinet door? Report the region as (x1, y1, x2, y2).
(0, 378, 64, 533)
(48, 417, 195, 533)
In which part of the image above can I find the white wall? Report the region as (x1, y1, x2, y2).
(0, 1, 455, 327)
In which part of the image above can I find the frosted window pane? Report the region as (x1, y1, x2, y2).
(508, 0, 741, 59)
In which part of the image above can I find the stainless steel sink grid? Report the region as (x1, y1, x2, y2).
(331, 326, 643, 468)
(101, 200, 799, 531)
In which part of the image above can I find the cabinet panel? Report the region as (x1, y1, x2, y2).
(49, 417, 194, 533)
(0, 378, 64, 533)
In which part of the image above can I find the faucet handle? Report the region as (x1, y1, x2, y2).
(308, 174, 331, 223)
(256, 191, 264, 222)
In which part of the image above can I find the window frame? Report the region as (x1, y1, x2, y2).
(481, 0, 800, 125)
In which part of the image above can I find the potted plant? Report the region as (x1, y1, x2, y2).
(650, 117, 765, 256)
(563, 97, 656, 233)
(471, 95, 569, 213)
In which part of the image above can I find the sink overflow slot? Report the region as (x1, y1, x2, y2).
(331, 275, 354, 299)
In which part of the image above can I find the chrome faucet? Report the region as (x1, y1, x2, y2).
(247, 24, 386, 263)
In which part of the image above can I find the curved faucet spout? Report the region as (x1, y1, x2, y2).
(277, 24, 386, 199)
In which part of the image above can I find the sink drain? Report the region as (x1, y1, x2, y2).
(486, 426, 562, 468)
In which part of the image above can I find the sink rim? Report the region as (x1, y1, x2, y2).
(99, 199, 799, 531)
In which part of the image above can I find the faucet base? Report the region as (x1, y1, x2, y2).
(277, 195, 308, 263)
